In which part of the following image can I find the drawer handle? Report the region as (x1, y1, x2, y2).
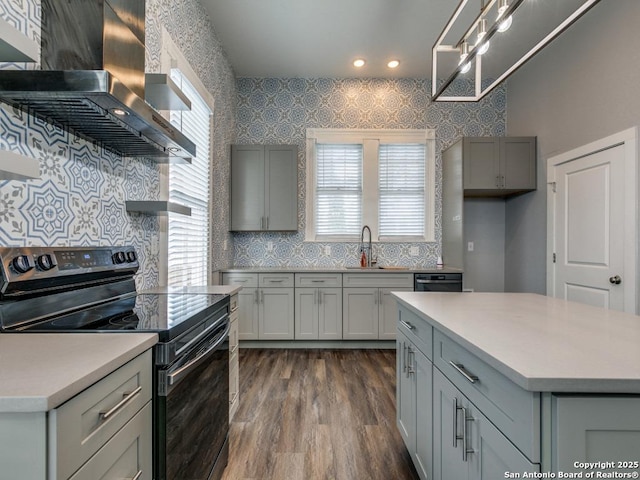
(449, 362, 479, 384)
(462, 407, 475, 462)
(231, 304, 238, 313)
(230, 343, 239, 354)
(268, 279, 284, 283)
(311, 280, 325, 283)
(399, 320, 415, 330)
(99, 386, 143, 421)
(453, 398, 464, 447)
(131, 471, 143, 480)
(229, 392, 238, 405)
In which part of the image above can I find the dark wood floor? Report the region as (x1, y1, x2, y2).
(222, 349, 419, 480)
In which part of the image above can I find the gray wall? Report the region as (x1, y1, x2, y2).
(505, 0, 640, 294)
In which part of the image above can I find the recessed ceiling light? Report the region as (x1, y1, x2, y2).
(387, 60, 400, 69)
(111, 108, 129, 116)
(353, 59, 366, 68)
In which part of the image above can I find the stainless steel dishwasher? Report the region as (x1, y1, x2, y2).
(414, 273, 463, 291)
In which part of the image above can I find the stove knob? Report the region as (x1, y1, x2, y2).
(126, 251, 137, 263)
(36, 253, 57, 271)
(112, 251, 126, 264)
(11, 255, 35, 274)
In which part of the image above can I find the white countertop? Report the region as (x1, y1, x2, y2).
(0, 333, 158, 413)
(222, 266, 462, 274)
(393, 292, 640, 393)
(141, 285, 242, 295)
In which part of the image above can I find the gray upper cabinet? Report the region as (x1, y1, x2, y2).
(230, 144, 298, 231)
(458, 137, 536, 197)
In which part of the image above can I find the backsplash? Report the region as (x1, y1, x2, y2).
(234, 78, 506, 268)
(0, 0, 237, 288)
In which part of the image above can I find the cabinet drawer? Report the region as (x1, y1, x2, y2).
(295, 273, 342, 287)
(398, 305, 433, 360)
(343, 272, 413, 288)
(259, 273, 294, 287)
(433, 331, 540, 462)
(68, 402, 152, 480)
(50, 350, 152, 480)
(222, 272, 258, 288)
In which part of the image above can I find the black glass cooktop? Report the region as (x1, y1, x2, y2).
(19, 293, 228, 342)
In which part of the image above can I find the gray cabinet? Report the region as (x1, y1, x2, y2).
(397, 329, 433, 480)
(230, 144, 298, 231)
(433, 368, 538, 480)
(447, 137, 536, 197)
(222, 272, 294, 340)
(295, 287, 342, 340)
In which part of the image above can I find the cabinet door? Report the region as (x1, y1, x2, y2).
(469, 402, 539, 479)
(231, 145, 265, 231)
(396, 332, 415, 452)
(379, 287, 412, 340)
(342, 288, 378, 339)
(259, 288, 294, 339)
(433, 369, 469, 480)
(414, 348, 433, 480)
(265, 145, 297, 231)
(552, 395, 640, 473)
(462, 137, 500, 190)
(237, 289, 259, 340)
(500, 137, 536, 191)
(318, 287, 342, 339)
(295, 288, 318, 339)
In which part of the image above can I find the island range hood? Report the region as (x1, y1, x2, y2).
(0, 0, 196, 162)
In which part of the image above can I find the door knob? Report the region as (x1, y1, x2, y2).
(609, 275, 622, 285)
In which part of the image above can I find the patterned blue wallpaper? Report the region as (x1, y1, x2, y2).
(0, 0, 237, 288)
(234, 78, 506, 267)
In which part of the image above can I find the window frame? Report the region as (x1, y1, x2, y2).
(305, 128, 436, 243)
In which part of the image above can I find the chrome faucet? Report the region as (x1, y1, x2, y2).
(360, 225, 372, 267)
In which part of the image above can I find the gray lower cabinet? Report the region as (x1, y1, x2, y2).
(295, 287, 342, 339)
(433, 368, 537, 480)
(0, 351, 153, 480)
(222, 273, 295, 340)
(552, 395, 640, 472)
(397, 330, 432, 480)
(230, 144, 298, 231)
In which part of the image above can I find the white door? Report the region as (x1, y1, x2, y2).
(547, 128, 637, 313)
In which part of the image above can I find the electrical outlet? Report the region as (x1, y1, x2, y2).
(324, 245, 331, 255)
(409, 246, 419, 256)
(267, 241, 274, 252)
(468, 241, 474, 252)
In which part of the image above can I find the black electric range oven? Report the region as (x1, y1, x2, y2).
(0, 246, 230, 480)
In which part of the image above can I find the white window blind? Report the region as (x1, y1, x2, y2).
(168, 69, 211, 286)
(315, 144, 363, 237)
(378, 143, 426, 237)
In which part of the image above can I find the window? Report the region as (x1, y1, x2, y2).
(315, 144, 363, 237)
(306, 129, 435, 242)
(167, 70, 212, 285)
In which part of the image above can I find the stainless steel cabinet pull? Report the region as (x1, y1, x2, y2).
(311, 280, 325, 283)
(407, 347, 415, 375)
(402, 342, 408, 374)
(462, 407, 475, 462)
(496, 175, 501, 188)
(254, 289, 259, 304)
(269, 279, 284, 283)
(231, 304, 238, 313)
(449, 361, 479, 384)
(379, 290, 383, 305)
(452, 398, 464, 447)
(230, 343, 239, 354)
(99, 386, 142, 420)
(399, 320, 415, 330)
(130, 471, 143, 480)
(260, 290, 264, 304)
(229, 392, 238, 405)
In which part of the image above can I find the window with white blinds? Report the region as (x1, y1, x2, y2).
(378, 143, 426, 238)
(315, 144, 363, 237)
(306, 129, 434, 242)
(167, 69, 211, 286)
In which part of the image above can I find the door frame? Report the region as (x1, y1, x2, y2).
(546, 127, 638, 313)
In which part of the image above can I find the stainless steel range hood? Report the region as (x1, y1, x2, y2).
(0, 0, 196, 162)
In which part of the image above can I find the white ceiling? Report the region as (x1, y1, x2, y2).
(199, 0, 459, 78)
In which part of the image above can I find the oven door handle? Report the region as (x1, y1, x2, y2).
(176, 312, 229, 357)
(167, 322, 230, 387)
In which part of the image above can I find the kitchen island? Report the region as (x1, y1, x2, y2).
(393, 292, 640, 479)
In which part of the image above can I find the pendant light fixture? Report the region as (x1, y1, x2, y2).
(431, 0, 602, 102)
